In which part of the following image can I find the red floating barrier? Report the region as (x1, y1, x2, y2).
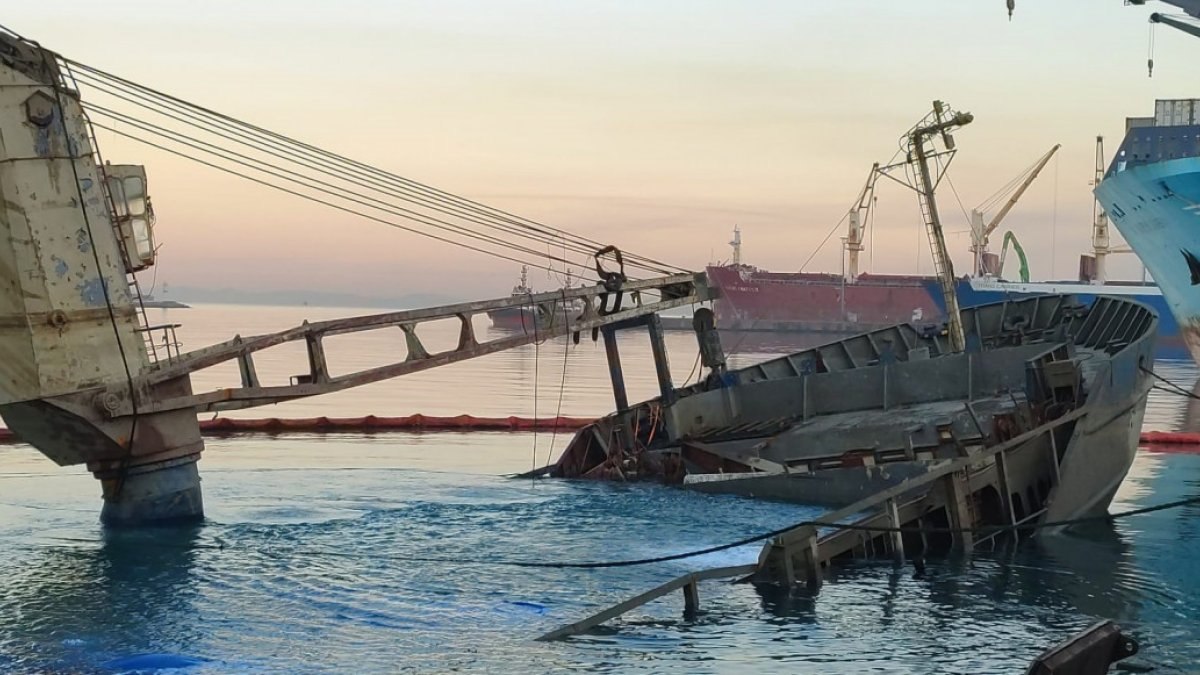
(0, 415, 597, 445)
(1139, 431, 1200, 446)
(1139, 431, 1200, 453)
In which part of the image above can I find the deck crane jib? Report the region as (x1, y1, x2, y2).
(843, 162, 881, 283)
(1123, 1, 1200, 72)
(969, 143, 1060, 277)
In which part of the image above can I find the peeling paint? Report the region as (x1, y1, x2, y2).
(76, 229, 92, 253)
(76, 278, 107, 307)
(33, 127, 51, 158)
(53, 258, 68, 278)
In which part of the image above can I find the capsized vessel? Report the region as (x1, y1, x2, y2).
(550, 293, 1156, 526)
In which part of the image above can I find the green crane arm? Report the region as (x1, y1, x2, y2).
(998, 231, 1030, 283)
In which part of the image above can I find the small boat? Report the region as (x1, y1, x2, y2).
(487, 266, 582, 332)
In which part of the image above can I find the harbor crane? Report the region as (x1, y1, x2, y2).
(843, 163, 881, 282)
(1131, 0, 1200, 39)
(969, 144, 1060, 277)
(0, 28, 712, 525)
(1011, 1, 1200, 71)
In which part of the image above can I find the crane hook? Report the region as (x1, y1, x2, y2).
(1147, 21, 1156, 78)
(1006, 0, 1014, 20)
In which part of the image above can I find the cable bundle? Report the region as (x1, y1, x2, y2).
(49, 56, 687, 284)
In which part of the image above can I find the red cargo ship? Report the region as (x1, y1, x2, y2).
(704, 226, 943, 334)
(705, 264, 942, 333)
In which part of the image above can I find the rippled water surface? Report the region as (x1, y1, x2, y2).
(1, 304, 1199, 673)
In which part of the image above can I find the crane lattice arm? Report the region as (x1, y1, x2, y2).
(969, 144, 1059, 274)
(844, 163, 881, 281)
(109, 273, 710, 416)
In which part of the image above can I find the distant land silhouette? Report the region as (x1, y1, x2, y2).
(166, 286, 463, 310)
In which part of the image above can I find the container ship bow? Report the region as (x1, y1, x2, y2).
(1095, 98, 1200, 361)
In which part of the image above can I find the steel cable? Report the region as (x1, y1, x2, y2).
(73, 73, 671, 277)
(85, 104, 594, 278)
(65, 59, 686, 276)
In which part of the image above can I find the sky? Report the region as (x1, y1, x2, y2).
(6, 1, 1199, 300)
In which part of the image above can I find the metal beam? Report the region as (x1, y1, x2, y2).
(1151, 11, 1200, 39)
(115, 273, 710, 415)
(535, 564, 757, 641)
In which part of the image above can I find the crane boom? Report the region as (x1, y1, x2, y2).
(969, 144, 1059, 275)
(844, 162, 881, 281)
(1135, 0, 1200, 19)
(982, 144, 1060, 239)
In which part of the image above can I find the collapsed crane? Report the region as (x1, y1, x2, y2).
(0, 28, 711, 525)
(872, 101, 973, 352)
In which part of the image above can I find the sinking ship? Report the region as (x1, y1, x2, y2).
(549, 101, 1158, 534)
(551, 294, 1155, 525)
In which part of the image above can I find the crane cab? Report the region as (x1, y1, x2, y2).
(103, 164, 156, 272)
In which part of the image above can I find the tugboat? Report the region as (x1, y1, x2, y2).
(486, 266, 582, 332)
(486, 266, 539, 330)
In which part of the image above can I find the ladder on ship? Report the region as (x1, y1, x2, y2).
(879, 100, 973, 353)
(67, 64, 180, 365)
(914, 167, 964, 351)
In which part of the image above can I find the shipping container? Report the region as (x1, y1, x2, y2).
(1154, 99, 1200, 126)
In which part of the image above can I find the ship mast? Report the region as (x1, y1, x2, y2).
(729, 226, 742, 266)
(879, 101, 973, 352)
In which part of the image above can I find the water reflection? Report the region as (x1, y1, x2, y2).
(0, 527, 204, 670)
(1178, 378, 1200, 432)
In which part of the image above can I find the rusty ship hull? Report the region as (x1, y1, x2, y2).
(550, 294, 1156, 528)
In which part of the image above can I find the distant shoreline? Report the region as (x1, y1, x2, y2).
(142, 299, 190, 309)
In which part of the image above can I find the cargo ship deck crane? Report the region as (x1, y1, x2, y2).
(1088, 136, 1135, 283)
(968, 144, 1060, 276)
(842, 163, 881, 283)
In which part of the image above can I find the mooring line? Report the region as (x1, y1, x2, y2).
(1143, 367, 1200, 401)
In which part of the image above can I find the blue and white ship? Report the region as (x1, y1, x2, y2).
(1095, 98, 1200, 363)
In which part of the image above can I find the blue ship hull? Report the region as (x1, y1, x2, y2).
(922, 278, 1186, 360)
(1095, 155, 1200, 363)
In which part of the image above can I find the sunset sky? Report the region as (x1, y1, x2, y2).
(7, 1, 1198, 300)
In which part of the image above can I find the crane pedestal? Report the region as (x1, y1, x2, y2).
(95, 455, 203, 526)
(0, 384, 206, 527)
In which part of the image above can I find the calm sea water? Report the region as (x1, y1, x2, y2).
(1, 304, 1198, 673)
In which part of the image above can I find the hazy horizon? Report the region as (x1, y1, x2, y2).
(7, 1, 1195, 298)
